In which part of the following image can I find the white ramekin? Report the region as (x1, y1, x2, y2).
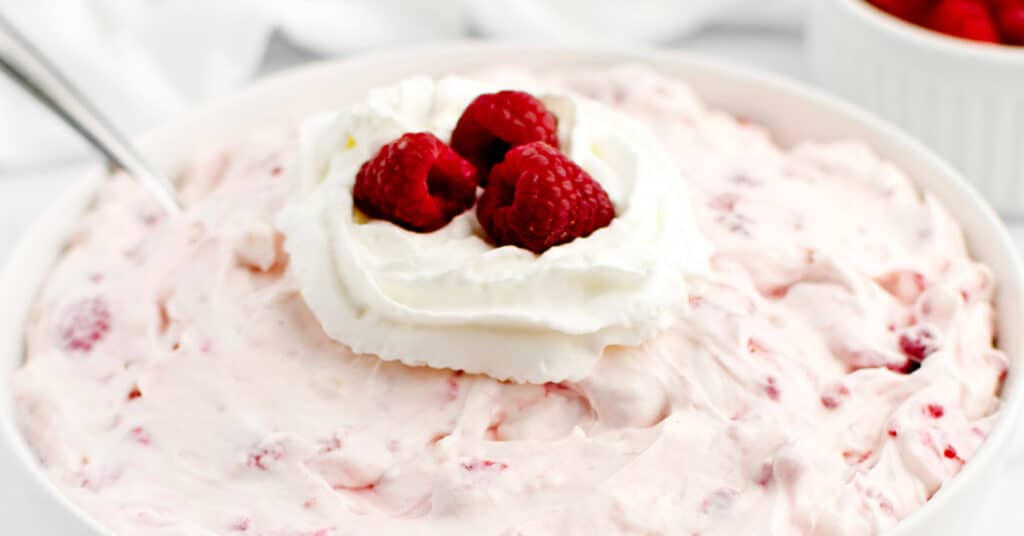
(809, 0, 1024, 216)
(2, 43, 1023, 535)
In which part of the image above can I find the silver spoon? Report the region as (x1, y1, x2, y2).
(0, 13, 181, 215)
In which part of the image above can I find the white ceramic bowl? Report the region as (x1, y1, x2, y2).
(2, 43, 1023, 535)
(809, 0, 1024, 216)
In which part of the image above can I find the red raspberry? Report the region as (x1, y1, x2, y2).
(451, 91, 559, 184)
(354, 132, 478, 232)
(56, 296, 111, 353)
(992, 0, 1024, 10)
(997, 4, 1024, 44)
(926, 0, 1001, 42)
(477, 142, 614, 254)
(869, 0, 936, 22)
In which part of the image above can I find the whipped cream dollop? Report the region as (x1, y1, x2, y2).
(278, 77, 710, 382)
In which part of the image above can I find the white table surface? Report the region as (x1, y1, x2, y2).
(2, 28, 1023, 534)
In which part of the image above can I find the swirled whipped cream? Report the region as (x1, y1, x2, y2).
(277, 77, 710, 383)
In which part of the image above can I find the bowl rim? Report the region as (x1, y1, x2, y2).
(2, 41, 1022, 535)
(834, 0, 1024, 61)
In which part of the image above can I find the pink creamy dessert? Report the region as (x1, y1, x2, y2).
(12, 68, 1006, 535)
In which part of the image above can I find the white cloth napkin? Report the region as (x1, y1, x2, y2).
(0, 0, 804, 169)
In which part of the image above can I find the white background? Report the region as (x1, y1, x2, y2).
(1, 26, 1023, 534)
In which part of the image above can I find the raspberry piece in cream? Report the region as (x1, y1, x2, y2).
(55, 296, 111, 353)
(899, 324, 942, 362)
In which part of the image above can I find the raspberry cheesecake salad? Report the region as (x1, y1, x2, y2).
(10, 65, 1007, 536)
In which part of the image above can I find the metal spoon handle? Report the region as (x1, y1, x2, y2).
(0, 13, 181, 214)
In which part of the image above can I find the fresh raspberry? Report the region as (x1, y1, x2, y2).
(898, 324, 941, 362)
(56, 296, 111, 353)
(869, 0, 936, 22)
(353, 132, 478, 232)
(476, 142, 614, 253)
(992, 0, 1024, 11)
(926, 0, 1001, 42)
(451, 91, 559, 184)
(997, 4, 1024, 43)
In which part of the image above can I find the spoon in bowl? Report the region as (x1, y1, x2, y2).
(0, 13, 181, 215)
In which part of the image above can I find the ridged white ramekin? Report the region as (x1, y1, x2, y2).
(809, 0, 1024, 216)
